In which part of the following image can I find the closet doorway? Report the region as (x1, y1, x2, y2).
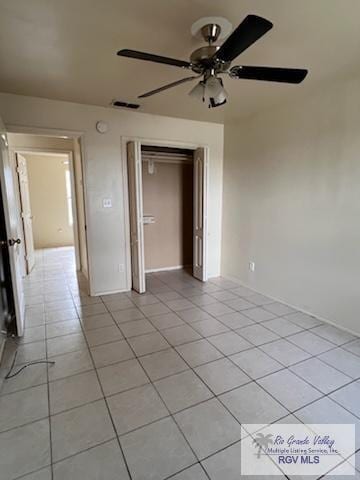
(127, 140, 208, 294)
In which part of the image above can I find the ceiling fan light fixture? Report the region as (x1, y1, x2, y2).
(205, 76, 227, 108)
(205, 75, 223, 97)
(209, 90, 227, 108)
(189, 81, 205, 101)
(189, 76, 227, 108)
(209, 95, 227, 108)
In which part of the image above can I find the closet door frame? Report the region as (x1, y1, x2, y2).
(123, 137, 209, 291)
(126, 141, 146, 293)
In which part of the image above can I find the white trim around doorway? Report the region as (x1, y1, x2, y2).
(4, 124, 91, 293)
(121, 135, 210, 292)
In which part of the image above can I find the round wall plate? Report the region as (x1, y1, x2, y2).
(96, 121, 108, 134)
(191, 17, 233, 40)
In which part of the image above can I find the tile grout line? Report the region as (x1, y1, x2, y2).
(163, 461, 211, 480)
(48, 438, 117, 472)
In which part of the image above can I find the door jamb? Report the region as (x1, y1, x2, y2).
(121, 136, 210, 291)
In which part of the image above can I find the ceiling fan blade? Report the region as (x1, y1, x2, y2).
(138, 76, 199, 98)
(117, 49, 191, 69)
(214, 15, 273, 63)
(230, 65, 308, 84)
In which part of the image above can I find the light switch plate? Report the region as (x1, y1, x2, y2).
(103, 198, 112, 208)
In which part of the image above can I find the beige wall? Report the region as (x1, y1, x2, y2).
(142, 160, 193, 271)
(7, 134, 74, 151)
(25, 153, 74, 248)
(222, 74, 360, 335)
(0, 93, 224, 295)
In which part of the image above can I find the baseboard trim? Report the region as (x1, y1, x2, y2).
(145, 265, 186, 273)
(93, 288, 130, 297)
(222, 274, 360, 338)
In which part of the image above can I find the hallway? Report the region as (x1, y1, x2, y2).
(0, 248, 360, 479)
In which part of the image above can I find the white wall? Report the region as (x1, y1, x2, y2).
(0, 93, 224, 295)
(222, 74, 360, 335)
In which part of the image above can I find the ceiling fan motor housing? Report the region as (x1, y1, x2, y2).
(189, 23, 231, 74)
(190, 45, 230, 74)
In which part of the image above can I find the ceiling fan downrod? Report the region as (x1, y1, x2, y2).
(200, 23, 221, 44)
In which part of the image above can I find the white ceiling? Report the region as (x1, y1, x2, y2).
(0, 0, 360, 123)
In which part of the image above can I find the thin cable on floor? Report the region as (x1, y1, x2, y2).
(5, 350, 55, 380)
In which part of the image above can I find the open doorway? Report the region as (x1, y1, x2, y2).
(7, 133, 88, 282)
(127, 140, 208, 293)
(0, 130, 89, 337)
(15, 151, 75, 273)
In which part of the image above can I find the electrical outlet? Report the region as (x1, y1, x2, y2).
(118, 264, 124, 273)
(249, 261, 255, 272)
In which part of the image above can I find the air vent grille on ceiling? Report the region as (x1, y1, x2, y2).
(112, 100, 140, 109)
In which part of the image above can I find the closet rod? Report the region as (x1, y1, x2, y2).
(141, 154, 193, 164)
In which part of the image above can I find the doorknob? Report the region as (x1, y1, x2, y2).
(8, 238, 21, 246)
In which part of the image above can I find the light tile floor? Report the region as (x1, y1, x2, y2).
(0, 247, 360, 479)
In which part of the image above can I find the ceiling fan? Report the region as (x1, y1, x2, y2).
(117, 14, 308, 108)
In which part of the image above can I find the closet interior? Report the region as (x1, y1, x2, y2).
(141, 145, 194, 274)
